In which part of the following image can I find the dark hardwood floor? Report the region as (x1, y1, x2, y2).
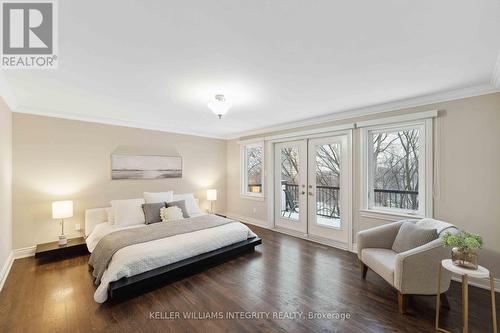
(0, 225, 498, 333)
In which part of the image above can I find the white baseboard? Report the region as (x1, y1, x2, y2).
(0, 251, 14, 291)
(452, 275, 500, 293)
(225, 212, 271, 229)
(272, 226, 350, 251)
(227, 212, 356, 252)
(13, 246, 36, 259)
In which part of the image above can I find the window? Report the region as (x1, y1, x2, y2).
(241, 143, 264, 198)
(361, 116, 433, 217)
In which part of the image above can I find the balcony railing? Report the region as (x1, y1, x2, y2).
(373, 188, 418, 211)
(280, 183, 419, 216)
(282, 183, 340, 218)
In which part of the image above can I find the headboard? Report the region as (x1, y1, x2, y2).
(85, 207, 109, 237)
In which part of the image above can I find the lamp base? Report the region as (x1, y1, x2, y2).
(58, 235, 67, 246)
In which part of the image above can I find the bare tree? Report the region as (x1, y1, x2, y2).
(280, 148, 299, 184)
(372, 129, 420, 210)
(315, 144, 340, 187)
(314, 144, 341, 218)
(247, 146, 263, 187)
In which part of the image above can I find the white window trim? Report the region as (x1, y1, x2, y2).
(359, 117, 434, 219)
(240, 142, 265, 200)
(356, 110, 437, 127)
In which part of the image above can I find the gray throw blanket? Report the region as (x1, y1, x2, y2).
(89, 214, 235, 284)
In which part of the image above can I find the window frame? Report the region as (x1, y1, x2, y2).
(240, 142, 265, 200)
(360, 117, 433, 219)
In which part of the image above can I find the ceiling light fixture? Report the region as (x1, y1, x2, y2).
(207, 94, 231, 119)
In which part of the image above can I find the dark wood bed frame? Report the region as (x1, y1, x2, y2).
(108, 237, 262, 300)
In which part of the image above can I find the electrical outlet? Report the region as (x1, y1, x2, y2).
(252, 208, 256, 215)
(75, 223, 81, 231)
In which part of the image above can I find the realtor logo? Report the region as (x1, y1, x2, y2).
(1, 0, 57, 68)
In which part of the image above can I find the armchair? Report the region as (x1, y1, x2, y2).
(357, 218, 458, 313)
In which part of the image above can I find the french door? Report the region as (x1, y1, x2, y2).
(274, 140, 308, 233)
(274, 134, 351, 247)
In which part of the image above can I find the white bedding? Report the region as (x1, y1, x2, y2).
(86, 215, 257, 303)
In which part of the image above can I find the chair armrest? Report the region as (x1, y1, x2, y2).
(356, 220, 408, 260)
(394, 238, 452, 294)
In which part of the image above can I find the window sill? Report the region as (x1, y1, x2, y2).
(240, 194, 265, 202)
(359, 209, 424, 222)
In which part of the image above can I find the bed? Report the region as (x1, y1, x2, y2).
(85, 206, 261, 303)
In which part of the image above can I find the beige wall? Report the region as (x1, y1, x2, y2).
(13, 114, 227, 248)
(0, 98, 12, 269)
(226, 92, 500, 276)
(9, 93, 500, 276)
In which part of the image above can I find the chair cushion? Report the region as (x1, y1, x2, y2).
(392, 222, 438, 253)
(416, 218, 457, 236)
(361, 248, 397, 285)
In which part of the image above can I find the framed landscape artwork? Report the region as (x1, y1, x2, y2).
(111, 154, 182, 180)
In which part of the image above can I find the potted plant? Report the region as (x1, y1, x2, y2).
(442, 231, 483, 270)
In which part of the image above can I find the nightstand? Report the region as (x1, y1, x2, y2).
(35, 237, 89, 260)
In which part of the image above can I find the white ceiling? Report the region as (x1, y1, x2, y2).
(2, 0, 500, 138)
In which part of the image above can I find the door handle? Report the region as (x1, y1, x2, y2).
(301, 191, 306, 195)
(308, 192, 313, 196)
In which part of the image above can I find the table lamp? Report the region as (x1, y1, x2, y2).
(52, 200, 73, 245)
(206, 189, 217, 214)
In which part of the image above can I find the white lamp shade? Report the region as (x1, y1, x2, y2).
(52, 200, 73, 219)
(206, 189, 217, 201)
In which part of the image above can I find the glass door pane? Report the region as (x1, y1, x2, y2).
(280, 146, 300, 220)
(314, 143, 341, 228)
(274, 140, 308, 234)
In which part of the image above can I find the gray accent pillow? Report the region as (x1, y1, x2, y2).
(392, 222, 438, 253)
(142, 202, 166, 224)
(166, 200, 190, 218)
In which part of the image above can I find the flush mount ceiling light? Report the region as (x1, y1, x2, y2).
(207, 94, 231, 119)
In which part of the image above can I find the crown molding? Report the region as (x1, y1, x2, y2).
(6, 83, 500, 141)
(227, 84, 499, 139)
(356, 110, 438, 128)
(492, 51, 500, 89)
(12, 106, 227, 140)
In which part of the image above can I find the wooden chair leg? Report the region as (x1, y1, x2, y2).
(440, 293, 450, 310)
(398, 291, 408, 314)
(361, 263, 368, 279)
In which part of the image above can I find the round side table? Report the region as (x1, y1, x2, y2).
(435, 259, 497, 333)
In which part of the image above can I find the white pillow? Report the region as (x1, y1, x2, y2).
(173, 193, 201, 215)
(143, 191, 174, 204)
(160, 206, 184, 222)
(105, 207, 115, 224)
(110, 198, 145, 226)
